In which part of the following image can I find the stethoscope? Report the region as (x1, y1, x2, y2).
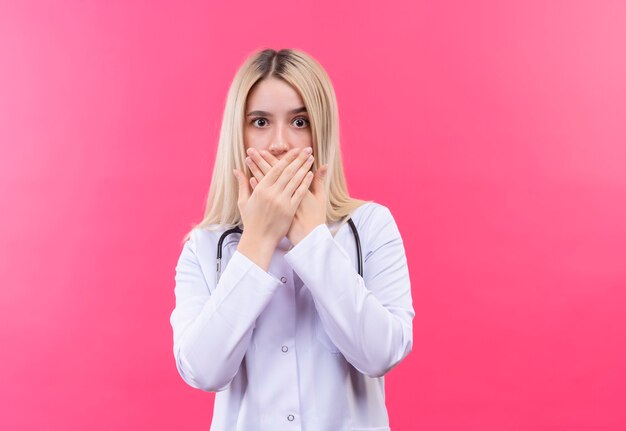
(216, 218, 363, 283)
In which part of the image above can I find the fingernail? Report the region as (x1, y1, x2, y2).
(304, 147, 312, 155)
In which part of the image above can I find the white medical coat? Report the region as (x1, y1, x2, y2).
(170, 202, 415, 430)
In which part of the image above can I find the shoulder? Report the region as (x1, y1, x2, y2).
(187, 224, 237, 257)
(182, 224, 239, 287)
(350, 201, 396, 229)
(349, 201, 403, 250)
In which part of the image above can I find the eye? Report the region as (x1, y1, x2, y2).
(293, 116, 310, 128)
(251, 117, 268, 128)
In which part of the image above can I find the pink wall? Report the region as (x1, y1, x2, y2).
(1, 0, 625, 429)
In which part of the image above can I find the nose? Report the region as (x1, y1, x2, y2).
(268, 123, 289, 157)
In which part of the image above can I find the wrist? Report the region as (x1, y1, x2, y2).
(237, 232, 278, 272)
(291, 222, 325, 246)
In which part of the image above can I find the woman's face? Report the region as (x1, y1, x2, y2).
(244, 77, 312, 160)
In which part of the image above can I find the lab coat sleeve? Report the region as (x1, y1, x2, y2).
(170, 229, 282, 392)
(284, 205, 415, 377)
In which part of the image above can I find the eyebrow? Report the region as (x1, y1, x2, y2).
(246, 106, 307, 117)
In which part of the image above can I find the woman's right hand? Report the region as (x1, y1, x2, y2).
(232, 147, 315, 269)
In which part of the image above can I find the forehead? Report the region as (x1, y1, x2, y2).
(246, 77, 304, 110)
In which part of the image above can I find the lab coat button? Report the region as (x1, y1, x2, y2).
(280, 276, 287, 283)
(281, 345, 288, 352)
(287, 414, 295, 421)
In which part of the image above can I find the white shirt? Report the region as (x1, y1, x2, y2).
(170, 201, 415, 431)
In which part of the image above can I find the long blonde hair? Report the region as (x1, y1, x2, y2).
(183, 48, 371, 243)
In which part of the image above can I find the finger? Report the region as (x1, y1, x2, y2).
(273, 148, 314, 191)
(310, 164, 328, 195)
(282, 153, 315, 198)
(262, 148, 301, 187)
(290, 171, 314, 211)
(245, 156, 264, 184)
(233, 169, 250, 202)
(259, 150, 280, 167)
(246, 148, 272, 175)
(250, 177, 258, 190)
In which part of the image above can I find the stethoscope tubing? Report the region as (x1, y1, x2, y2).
(216, 218, 362, 282)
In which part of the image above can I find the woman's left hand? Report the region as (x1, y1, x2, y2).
(245, 148, 328, 246)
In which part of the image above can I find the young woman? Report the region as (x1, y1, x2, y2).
(170, 48, 415, 430)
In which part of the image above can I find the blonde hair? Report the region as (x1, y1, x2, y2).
(183, 48, 371, 243)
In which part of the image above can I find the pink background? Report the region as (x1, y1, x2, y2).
(1, 0, 625, 430)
